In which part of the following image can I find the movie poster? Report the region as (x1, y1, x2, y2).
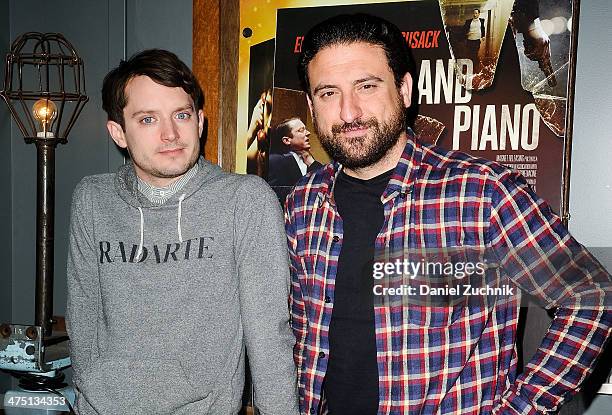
(237, 0, 577, 213)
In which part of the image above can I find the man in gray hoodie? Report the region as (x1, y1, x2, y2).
(66, 49, 299, 414)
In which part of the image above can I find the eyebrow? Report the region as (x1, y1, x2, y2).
(130, 104, 194, 119)
(312, 75, 384, 95)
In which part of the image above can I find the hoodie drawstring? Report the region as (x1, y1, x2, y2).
(135, 194, 185, 260)
(177, 194, 185, 243)
(136, 207, 144, 261)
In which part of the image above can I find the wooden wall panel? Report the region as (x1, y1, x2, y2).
(193, 0, 239, 171)
(193, 0, 219, 165)
(219, 0, 239, 172)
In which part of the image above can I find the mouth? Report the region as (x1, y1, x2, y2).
(332, 120, 375, 139)
(339, 126, 369, 138)
(158, 147, 185, 156)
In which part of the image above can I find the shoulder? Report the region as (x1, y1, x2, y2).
(69, 173, 116, 221)
(418, 144, 516, 191)
(235, 172, 273, 192)
(71, 173, 115, 202)
(269, 152, 289, 161)
(231, 173, 279, 208)
(286, 162, 336, 211)
(421, 145, 539, 207)
(269, 152, 295, 166)
(421, 144, 507, 175)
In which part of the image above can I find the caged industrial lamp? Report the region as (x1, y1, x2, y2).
(0, 32, 88, 411)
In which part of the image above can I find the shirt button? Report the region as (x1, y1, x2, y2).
(318, 351, 326, 358)
(324, 296, 331, 303)
(332, 235, 340, 243)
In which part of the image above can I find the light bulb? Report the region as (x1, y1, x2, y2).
(32, 98, 57, 137)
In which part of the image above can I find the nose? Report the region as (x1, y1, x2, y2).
(305, 129, 311, 137)
(339, 91, 362, 124)
(161, 118, 179, 142)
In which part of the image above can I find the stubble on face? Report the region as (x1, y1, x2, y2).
(118, 76, 202, 187)
(313, 95, 406, 170)
(129, 142, 199, 181)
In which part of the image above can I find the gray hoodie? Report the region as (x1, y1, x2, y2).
(66, 157, 299, 414)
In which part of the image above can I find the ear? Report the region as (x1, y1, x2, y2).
(306, 94, 314, 117)
(197, 109, 204, 137)
(399, 72, 413, 108)
(282, 135, 292, 146)
(107, 121, 127, 149)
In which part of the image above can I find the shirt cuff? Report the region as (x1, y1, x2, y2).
(493, 387, 541, 415)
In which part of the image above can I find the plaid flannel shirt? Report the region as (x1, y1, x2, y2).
(285, 136, 612, 415)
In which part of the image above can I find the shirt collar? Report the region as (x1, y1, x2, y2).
(290, 151, 308, 175)
(137, 162, 199, 205)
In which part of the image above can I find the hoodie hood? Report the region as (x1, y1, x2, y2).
(113, 156, 224, 258)
(114, 156, 224, 209)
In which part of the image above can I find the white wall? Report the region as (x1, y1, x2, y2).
(569, 2, 612, 252)
(568, 1, 612, 411)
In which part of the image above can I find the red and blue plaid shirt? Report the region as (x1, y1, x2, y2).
(285, 136, 612, 414)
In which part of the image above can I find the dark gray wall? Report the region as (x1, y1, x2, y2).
(126, 0, 193, 64)
(7, 0, 120, 330)
(0, 0, 192, 395)
(0, 0, 13, 396)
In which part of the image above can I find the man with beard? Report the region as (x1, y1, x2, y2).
(285, 14, 611, 415)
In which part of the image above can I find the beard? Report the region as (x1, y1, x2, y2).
(313, 98, 407, 170)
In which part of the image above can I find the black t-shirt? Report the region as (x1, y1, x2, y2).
(324, 168, 392, 414)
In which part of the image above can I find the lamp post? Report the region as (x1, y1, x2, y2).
(0, 32, 88, 412)
(0, 32, 88, 337)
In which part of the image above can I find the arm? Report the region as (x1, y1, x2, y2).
(246, 98, 264, 150)
(246, 99, 270, 175)
(301, 151, 322, 173)
(512, 0, 540, 23)
(463, 20, 470, 36)
(307, 160, 323, 173)
(234, 177, 299, 415)
(511, 0, 555, 86)
(65, 179, 99, 387)
(488, 171, 612, 414)
(285, 192, 308, 409)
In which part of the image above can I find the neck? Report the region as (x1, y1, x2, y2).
(343, 133, 407, 180)
(135, 161, 198, 188)
(142, 176, 181, 188)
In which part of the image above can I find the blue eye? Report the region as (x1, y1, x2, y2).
(141, 116, 155, 124)
(176, 112, 191, 120)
